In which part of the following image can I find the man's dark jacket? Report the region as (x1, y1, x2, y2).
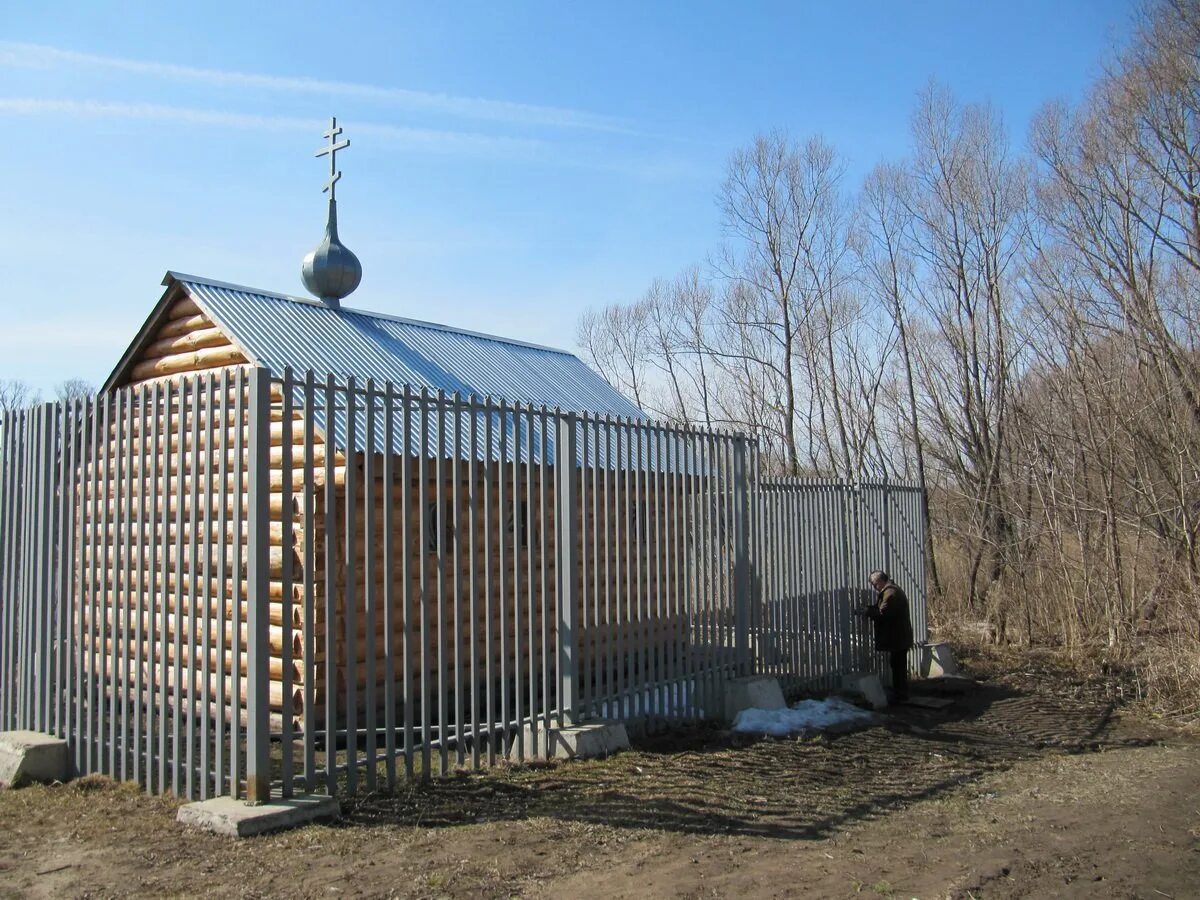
(866, 583, 915, 653)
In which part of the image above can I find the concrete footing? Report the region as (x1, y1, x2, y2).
(0, 730, 69, 788)
(722, 675, 786, 723)
(520, 720, 630, 760)
(177, 793, 340, 837)
(842, 672, 889, 710)
(918, 642, 961, 678)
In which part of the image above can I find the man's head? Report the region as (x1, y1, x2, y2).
(868, 570, 890, 593)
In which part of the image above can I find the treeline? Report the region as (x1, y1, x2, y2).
(578, 1, 1199, 712)
(0, 378, 95, 410)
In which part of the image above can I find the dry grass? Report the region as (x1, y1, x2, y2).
(2, 648, 1196, 900)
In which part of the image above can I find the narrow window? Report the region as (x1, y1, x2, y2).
(427, 501, 455, 552)
(506, 499, 533, 549)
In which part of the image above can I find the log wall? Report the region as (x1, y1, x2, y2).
(86, 294, 718, 735)
(308, 455, 702, 723)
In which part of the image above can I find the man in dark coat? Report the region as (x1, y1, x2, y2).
(860, 570, 915, 702)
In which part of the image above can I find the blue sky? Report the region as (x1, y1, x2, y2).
(1, 0, 1134, 395)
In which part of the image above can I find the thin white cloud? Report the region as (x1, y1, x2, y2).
(0, 318, 132, 353)
(0, 98, 547, 158)
(0, 41, 632, 134)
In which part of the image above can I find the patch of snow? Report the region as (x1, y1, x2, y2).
(731, 697, 876, 736)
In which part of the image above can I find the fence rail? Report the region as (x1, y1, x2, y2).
(0, 367, 926, 800)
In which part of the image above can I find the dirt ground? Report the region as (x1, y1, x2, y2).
(1, 653, 1197, 899)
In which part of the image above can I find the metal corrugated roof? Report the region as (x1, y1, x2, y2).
(282, 383, 712, 470)
(170, 272, 645, 421)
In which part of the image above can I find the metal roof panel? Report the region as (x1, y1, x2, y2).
(173, 275, 646, 441)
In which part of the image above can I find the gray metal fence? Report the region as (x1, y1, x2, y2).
(0, 367, 926, 801)
(755, 478, 929, 692)
(0, 373, 254, 800)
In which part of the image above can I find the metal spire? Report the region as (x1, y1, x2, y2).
(301, 116, 362, 308)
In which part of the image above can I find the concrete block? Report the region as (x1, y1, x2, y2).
(0, 730, 69, 788)
(722, 675, 786, 723)
(177, 793, 339, 837)
(842, 672, 889, 710)
(918, 642, 961, 678)
(520, 721, 630, 760)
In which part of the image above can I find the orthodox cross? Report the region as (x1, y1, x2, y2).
(315, 117, 350, 201)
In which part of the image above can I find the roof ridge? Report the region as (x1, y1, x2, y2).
(166, 271, 574, 357)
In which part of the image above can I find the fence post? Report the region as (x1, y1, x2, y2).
(917, 486, 930, 644)
(882, 473, 893, 564)
(245, 368, 272, 802)
(731, 437, 752, 676)
(0, 409, 9, 730)
(837, 481, 855, 674)
(555, 412, 579, 725)
(35, 404, 57, 734)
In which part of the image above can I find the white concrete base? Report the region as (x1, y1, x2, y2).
(842, 672, 889, 710)
(918, 642, 961, 678)
(177, 793, 340, 837)
(520, 721, 630, 760)
(0, 730, 69, 787)
(722, 675, 786, 723)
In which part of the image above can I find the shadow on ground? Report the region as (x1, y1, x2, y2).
(335, 671, 1149, 842)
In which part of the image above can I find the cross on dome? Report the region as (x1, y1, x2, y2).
(301, 115, 362, 308)
(315, 117, 350, 200)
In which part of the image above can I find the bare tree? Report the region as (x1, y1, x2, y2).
(859, 162, 944, 598)
(55, 378, 95, 402)
(0, 379, 40, 413)
(903, 84, 1029, 625)
(715, 132, 867, 474)
(569, 0, 1200, 712)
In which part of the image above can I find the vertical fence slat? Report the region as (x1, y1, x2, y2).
(382, 381, 397, 788)
(322, 373, 338, 794)
(361, 379, 377, 791)
(245, 368, 272, 803)
(130, 389, 145, 785)
(467, 395, 479, 769)
(452, 393, 464, 767)
(418, 388, 432, 777)
(496, 399, 509, 759)
(512, 403, 525, 756)
(344, 377, 359, 793)
(214, 373, 228, 797)
(232, 370, 246, 798)
(555, 412, 578, 726)
(401, 384, 415, 779)
(281, 369, 296, 797)
(435, 389, 448, 774)
(72, 400, 87, 771)
(200, 375, 214, 798)
(303, 371, 317, 792)
(482, 396, 494, 767)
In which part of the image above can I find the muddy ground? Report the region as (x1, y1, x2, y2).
(1, 652, 1197, 899)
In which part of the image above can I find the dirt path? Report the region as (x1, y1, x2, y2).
(1, 667, 1196, 899)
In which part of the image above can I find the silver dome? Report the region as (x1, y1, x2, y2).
(301, 199, 362, 309)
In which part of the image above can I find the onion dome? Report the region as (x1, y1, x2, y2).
(301, 117, 361, 309)
(301, 198, 361, 309)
